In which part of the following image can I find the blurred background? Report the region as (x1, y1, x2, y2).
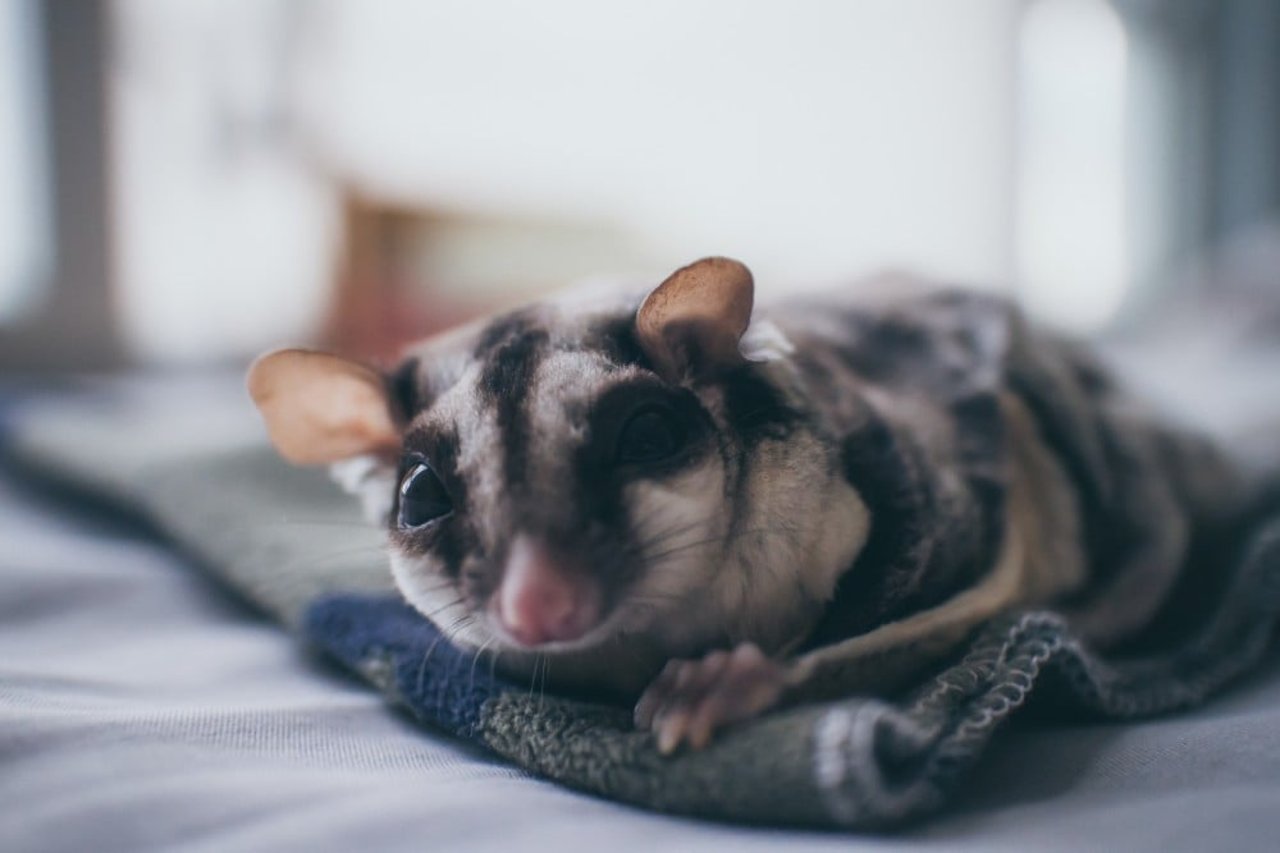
(1, 0, 1277, 373)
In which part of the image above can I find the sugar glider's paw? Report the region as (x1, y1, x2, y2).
(634, 643, 789, 754)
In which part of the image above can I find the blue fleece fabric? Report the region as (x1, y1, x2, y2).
(304, 593, 513, 738)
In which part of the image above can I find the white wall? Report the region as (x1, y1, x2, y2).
(112, 0, 1020, 362)
(302, 0, 1019, 292)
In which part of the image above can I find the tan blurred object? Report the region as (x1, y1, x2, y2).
(321, 191, 475, 363)
(320, 188, 650, 364)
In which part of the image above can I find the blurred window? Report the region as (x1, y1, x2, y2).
(110, 0, 1021, 363)
(0, 0, 52, 324)
(298, 0, 1020, 294)
(111, 0, 335, 364)
(1015, 0, 1129, 331)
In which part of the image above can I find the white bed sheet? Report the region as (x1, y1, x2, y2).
(2, 472, 1279, 853)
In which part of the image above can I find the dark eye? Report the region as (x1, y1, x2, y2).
(616, 407, 683, 465)
(397, 462, 453, 528)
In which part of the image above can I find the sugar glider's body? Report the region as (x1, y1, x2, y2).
(250, 258, 1247, 752)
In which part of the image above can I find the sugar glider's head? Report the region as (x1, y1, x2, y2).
(249, 258, 864, 695)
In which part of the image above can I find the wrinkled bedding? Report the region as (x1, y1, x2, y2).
(3, 468, 1280, 852)
(2, 374, 1279, 848)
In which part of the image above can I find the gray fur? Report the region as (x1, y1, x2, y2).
(369, 278, 1251, 705)
(382, 297, 867, 696)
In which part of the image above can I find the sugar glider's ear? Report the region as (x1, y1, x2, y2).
(636, 257, 754, 382)
(247, 348, 401, 465)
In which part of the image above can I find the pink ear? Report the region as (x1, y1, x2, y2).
(246, 348, 401, 465)
(636, 257, 754, 381)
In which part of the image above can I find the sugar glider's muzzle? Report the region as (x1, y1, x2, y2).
(490, 535, 603, 647)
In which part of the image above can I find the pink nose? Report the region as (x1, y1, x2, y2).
(494, 536, 601, 646)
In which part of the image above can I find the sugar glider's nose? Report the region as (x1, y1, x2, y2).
(492, 535, 602, 647)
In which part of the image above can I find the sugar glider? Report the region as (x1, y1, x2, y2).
(249, 257, 1246, 753)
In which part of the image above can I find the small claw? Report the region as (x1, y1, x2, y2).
(634, 658, 680, 728)
(671, 659, 698, 692)
(642, 643, 790, 755)
(686, 689, 730, 751)
(633, 693, 656, 730)
(656, 709, 689, 755)
(733, 642, 764, 666)
(685, 716, 715, 751)
(691, 650, 731, 688)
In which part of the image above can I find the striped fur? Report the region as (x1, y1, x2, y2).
(343, 281, 1248, 701)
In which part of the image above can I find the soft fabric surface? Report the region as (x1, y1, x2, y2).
(4, 456, 1280, 852)
(3, 379, 1278, 832)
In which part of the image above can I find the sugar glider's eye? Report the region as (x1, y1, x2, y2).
(397, 462, 453, 528)
(616, 407, 683, 465)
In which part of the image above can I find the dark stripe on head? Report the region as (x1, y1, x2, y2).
(387, 356, 422, 421)
(474, 307, 538, 359)
(719, 364, 802, 444)
(590, 314, 650, 370)
(476, 311, 550, 493)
